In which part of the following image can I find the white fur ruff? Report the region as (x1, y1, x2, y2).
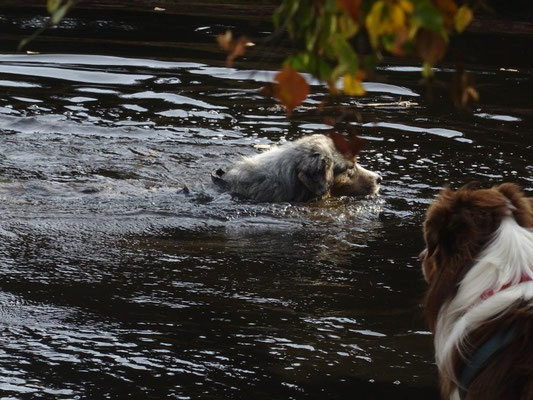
(434, 216, 533, 385)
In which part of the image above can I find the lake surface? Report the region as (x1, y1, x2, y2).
(0, 8, 531, 400)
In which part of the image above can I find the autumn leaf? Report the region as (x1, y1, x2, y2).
(259, 82, 276, 98)
(338, 14, 359, 38)
(227, 38, 249, 67)
(216, 30, 251, 67)
(365, 0, 412, 49)
(387, 3, 407, 32)
(432, 0, 458, 31)
(389, 27, 409, 56)
(365, 0, 385, 48)
(337, 0, 362, 22)
(329, 132, 365, 161)
(452, 65, 479, 108)
(454, 5, 473, 33)
(326, 79, 339, 95)
(415, 28, 447, 65)
(272, 67, 310, 114)
(270, 0, 476, 107)
(398, 0, 414, 14)
(216, 30, 233, 51)
(343, 70, 366, 96)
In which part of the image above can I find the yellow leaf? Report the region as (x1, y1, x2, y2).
(408, 21, 419, 39)
(47, 0, 61, 14)
(398, 0, 414, 14)
(338, 14, 359, 39)
(455, 5, 473, 33)
(343, 73, 366, 96)
(422, 62, 434, 79)
(365, 1, 385, 48)
(388, 4, 406, 32)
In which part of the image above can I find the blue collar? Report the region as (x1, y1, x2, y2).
(458, 328, 514, 399)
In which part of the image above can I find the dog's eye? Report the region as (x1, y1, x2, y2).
(334, 160, 352, 174)
(348, 167, 358, 178)
(334, 165, 347, 174)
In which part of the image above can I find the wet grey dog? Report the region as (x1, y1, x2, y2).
(212, 134, 381, 202)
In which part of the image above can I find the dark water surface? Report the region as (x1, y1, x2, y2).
(0, 10, 532, 400)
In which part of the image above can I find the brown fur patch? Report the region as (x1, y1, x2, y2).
(329, 164, 380, 197)
(421, 183, 533, 399)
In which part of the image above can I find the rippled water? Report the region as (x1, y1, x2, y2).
(0, 15, 532, 400)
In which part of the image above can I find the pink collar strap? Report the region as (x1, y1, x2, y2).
(481, 275, 533, 300)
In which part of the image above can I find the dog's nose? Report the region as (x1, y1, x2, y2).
(376, 174, 382, 184)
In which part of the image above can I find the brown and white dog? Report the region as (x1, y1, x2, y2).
(420, 183, 533, 400)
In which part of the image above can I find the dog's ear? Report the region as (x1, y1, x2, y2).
(423, 187, 468, 263)
(424, 195, 449, 260)
(297, 152, 332, 196)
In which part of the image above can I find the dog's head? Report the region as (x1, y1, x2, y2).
(294, 134, 382, 199)
(421, 182, 533, 330)
(330, 163, 382, 197)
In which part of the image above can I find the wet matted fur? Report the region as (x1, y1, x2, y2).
(420, 183, 533, 400)
(213, 134, 381, 202)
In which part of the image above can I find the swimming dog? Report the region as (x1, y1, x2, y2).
(212, 134, 381, 202)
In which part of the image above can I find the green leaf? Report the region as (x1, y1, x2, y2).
(272, 4, 285, 29)
(298, 1, 313, 29)
(287, 0, 300, 17)
(413, 0, 444, 32)
(331, 36, 358, 78)
(284, 53, 310, 71)
(338, 14, 359, 39)
(47, 0, 62, 14)
(422, 61, 434, 78)
(381, 34, 395, 53)
(363, 54, 380, 72)
(50, 2, 72, 25)
(329, 14, 338, 37)
(274, 0, 300, 36)
(324, 0, 337, 14)
(317, 59, 333, 81)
